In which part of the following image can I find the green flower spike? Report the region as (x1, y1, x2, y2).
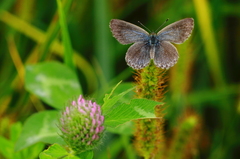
(134, 61, 167, 158)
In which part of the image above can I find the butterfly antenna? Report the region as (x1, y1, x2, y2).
(138, 21, 151, 32)
(155, 18, 169, 32)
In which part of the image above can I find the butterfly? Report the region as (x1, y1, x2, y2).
(109, 18, 194, 69)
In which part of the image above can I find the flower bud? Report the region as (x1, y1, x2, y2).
(59, 95, 104, 153)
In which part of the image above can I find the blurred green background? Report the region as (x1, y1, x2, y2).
(0, 0, 240, 158)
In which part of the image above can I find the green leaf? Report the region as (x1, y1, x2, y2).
(0, 123, 44, 159)
(39, 144, 93, 159)
(105, 99, 163, 127)
(11, 122, 45, 159)
(106, 121, 134, 135)
(0, 136, 13, 159)
(39, 144, 69, 159)
(22, 143, 45, 159)
(76, 150, 93, 159)
(10, 122, 22, 142)
(25, 61, 82, 109)
(15, 110, 64, 151)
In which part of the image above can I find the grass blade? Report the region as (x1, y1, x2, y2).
(56, 0, 75, 71)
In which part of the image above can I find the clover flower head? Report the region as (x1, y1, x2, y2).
(59, 95, 104, 152)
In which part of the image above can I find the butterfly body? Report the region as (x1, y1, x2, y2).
(147, 33, 160, 59)
(110, 18, 194, 69)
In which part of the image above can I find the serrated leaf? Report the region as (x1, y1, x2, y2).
(15, 111, 64, 151)
(105, 99, 163, 127)
(95, 82, 134, 106)
(102, 86, 135, 113)
(103, 81, 122, 102)
(25, 62, 82, 109)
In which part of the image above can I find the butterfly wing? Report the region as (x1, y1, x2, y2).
(110, 19, 149, 44)
(157, 18, 194, 44)
(153, 41, 179, 69)
(125, 42, 151, 69)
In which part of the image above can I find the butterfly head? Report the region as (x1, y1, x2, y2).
(149, 33, 159, 45)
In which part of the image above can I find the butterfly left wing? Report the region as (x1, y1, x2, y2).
(157, 18, 194, 44)
(153, 41, 179, 69)
(125, 42, 151, 69)
(110, 19, 149, 44)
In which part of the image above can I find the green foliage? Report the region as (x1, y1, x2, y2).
(0, 122, 44, 159)
(102, 81, 134, 112)
(15, 111, 64, 151)
(39, 144, 70, 159)
(102, 82, 162, 127)
(104, 98, 161, 127)
(39, 144, 93, 159)
(10, 72, 161, 158)
(0, 0, 240, 158)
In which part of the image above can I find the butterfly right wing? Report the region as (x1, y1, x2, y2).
(157, 18, 194, 44)
(125, 42, 151, 69)
(110, 19, 149, 44)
